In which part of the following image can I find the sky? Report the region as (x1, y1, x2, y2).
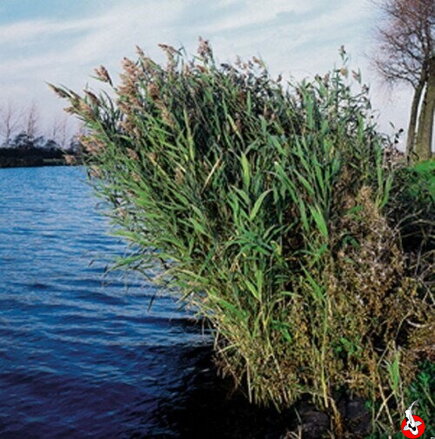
(0, 0, 414, 146)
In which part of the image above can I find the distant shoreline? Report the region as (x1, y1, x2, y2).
(0, 147, 79, 168)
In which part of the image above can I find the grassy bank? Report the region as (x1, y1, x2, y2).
(51, 42, 434, 436)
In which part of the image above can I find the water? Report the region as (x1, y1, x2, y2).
(0, 166, 295, 439)
(0, 166, 209, 438)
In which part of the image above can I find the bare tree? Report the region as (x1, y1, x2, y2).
(0, 102, 21, 145)
(23, 102, 40, 138)
(373, 0, 434, 161)
(50, 114, 70, 149)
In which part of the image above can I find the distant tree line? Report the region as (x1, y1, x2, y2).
(2, 131, 81, 155)
(0, 102, 82, 167)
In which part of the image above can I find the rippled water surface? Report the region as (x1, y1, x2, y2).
(0, 166, 299, 439)
(0, 166, 218, 438)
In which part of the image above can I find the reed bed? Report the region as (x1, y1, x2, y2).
(51, 41, 434, 436)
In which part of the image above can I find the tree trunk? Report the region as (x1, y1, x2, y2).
(406, 79, 425, 158)
(415, 55, 435, 162)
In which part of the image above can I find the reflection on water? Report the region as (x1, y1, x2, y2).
(0, 166, 293, 438)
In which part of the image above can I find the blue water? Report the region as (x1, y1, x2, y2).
(0, 166, 215, 438)
(0, 166, 296, 439)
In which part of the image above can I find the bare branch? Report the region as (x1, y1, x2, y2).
(0, 102, 21, 145)
(372, 0, 434, 88)
(23, 102, 40, 138)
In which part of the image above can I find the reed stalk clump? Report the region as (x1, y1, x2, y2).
(52, 41, 434, 434)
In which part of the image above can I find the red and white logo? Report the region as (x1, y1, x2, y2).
(401, 401, 426, 438)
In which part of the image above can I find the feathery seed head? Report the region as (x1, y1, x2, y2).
(94, 65, 112, 85)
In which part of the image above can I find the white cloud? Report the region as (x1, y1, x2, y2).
(0, 0, 416, 146)
(0, 16, 109, 46)
(196, 0, 313, 34)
